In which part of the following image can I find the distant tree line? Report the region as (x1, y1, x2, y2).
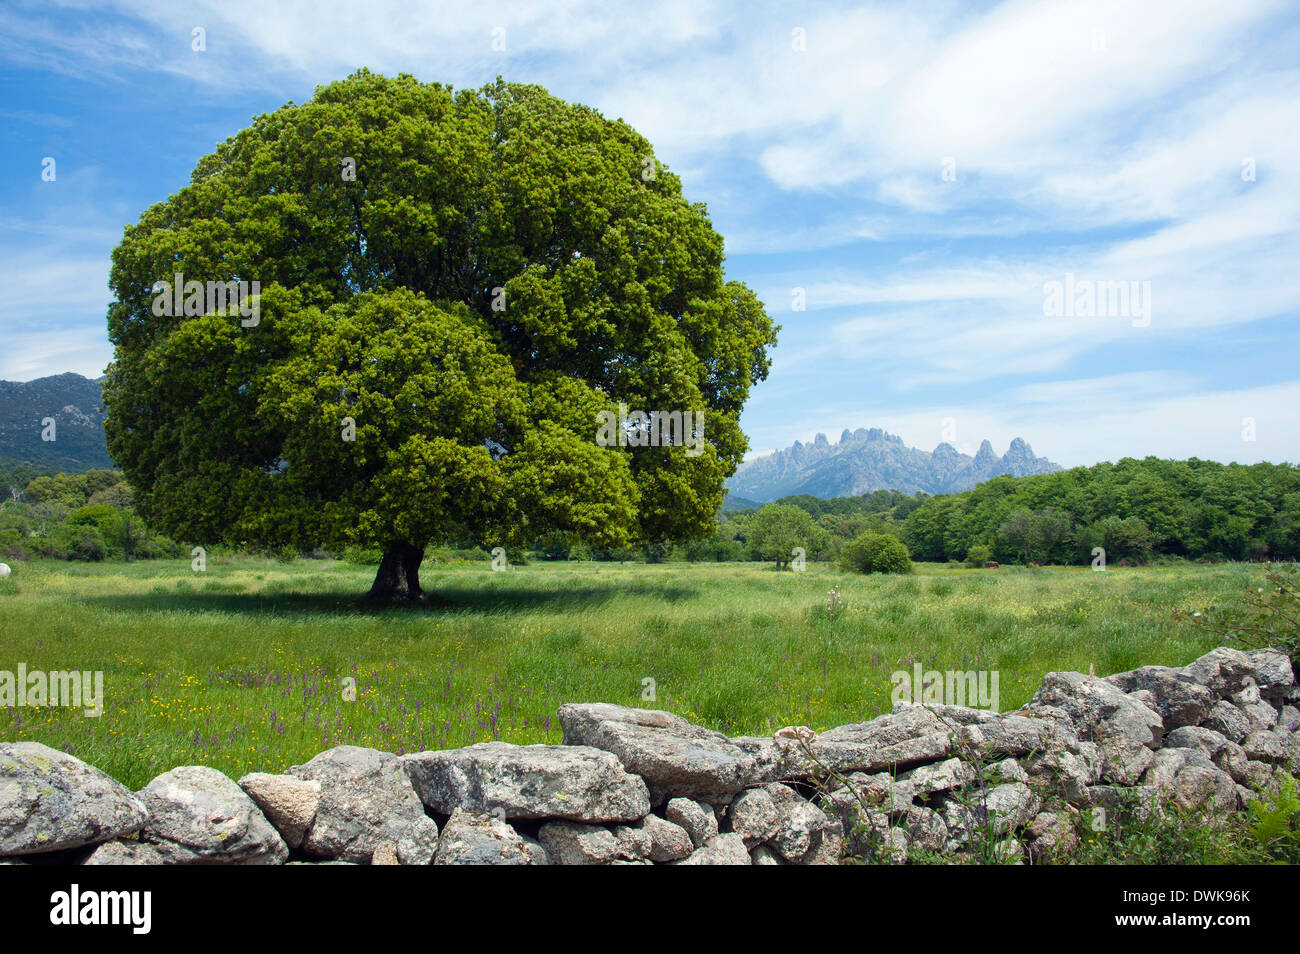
(3, 456, 1294, 567)
(675, 458, 1299, 567)
(0, 463, 183, 562)
(901, 457, 1300, 565)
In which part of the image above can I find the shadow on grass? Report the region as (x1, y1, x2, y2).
(82, 580, 701, 619)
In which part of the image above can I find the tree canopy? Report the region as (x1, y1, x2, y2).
(902, 457, 1300, 565)
(103, 71, 777, 597)
(745, 503, 824, 569)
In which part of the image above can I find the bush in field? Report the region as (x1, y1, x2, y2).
(965, 544, 992, 568)
(840, 531, 912, 575)
(1188, 562, 1300, 666)
(57, 524, 107, 561)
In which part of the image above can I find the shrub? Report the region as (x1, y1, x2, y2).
(965, 544, 992, 568)
(1246, 774, 1300, 861)
(56, 525, 106, 561)
(840, 532, 912, 575)
(342, 546, 383, 565)
(427, 546, 491, 564)
(1188, 562, 1300, 666)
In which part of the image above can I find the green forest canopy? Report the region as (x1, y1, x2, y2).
(720, 457, 1299, 566)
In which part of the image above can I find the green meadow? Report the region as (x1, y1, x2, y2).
(0, 557, 1252, 789)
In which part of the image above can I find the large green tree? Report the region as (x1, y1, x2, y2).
(103, 72, 777, 599)
(745, 503, 823, 569)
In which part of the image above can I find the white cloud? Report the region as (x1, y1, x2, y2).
(3, 0, 1297, 481)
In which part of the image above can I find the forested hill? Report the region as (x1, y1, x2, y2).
(0, 373, 111, 471)
(711, 457, 1300, 567)
(900, 457, 1300, 564)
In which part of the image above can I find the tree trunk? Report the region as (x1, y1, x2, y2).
(367, 542, 426, 601)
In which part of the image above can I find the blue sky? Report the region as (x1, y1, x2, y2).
(2, 0, 1298, 468)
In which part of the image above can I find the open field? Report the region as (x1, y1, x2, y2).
(0, 557, 1254, 789)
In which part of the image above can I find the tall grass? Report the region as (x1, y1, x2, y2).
(0, 557, 1250, 788)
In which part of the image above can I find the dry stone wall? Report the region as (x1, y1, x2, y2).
(2, 646, 1297, 865)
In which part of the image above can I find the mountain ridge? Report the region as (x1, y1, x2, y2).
(0, 372, 112, 471)
(726, 427, 1060, 502)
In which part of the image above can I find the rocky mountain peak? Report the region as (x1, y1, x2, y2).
(726, 428, 1060, 502)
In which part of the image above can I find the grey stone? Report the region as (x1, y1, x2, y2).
(728, 787, 781, 847)
(664, 797, 718, 847)
(764, 784, 833, 863)
(750, 843, 784, 865)
(1106, 666, 1216, 729)
(1278, 705, 1300, 733)
(1238, 700, 1279, 732)
(935, 796, 979, 850)
(0, 742, 146, 856)
(960, 711, 1081, 758)
(675, 832, 752, 865)
(728, 735, 814, 783)
(289, 745, 439, 865)
(81, 840, 168, 865)
(138, 765, 287, 865)
(833, 771, 915, 815)
(1182, 647, 1257, 698)
(983, 758, 1029, 784)
(1030, 672, 1164, 748)
(558, 703, 756, 803)
(1211, 741, 1273, 788)
(611, 822, 653, 861)
(434, 808, 549, 865)
(1200, 700, 1250, 743)
(1140, 748, 1237, 813)
(1097, 736, 1154, 785)
(812, 706, 954, 773)
(1244, 649, 1295, 703)
(237, 772, 320, 850)
(1164, 725, 1229, 759)
(635, 814, 693, 862)
(404, 741, 649, 823)
(797, 817, 843, 865)
(1243, 728, 1300, 771)
(1023, 745, 1099, 803)
(985, 782, 1040, 834)
(537, 821, 620, 865)
(899, 757, 977, 794)
(903, 804, 948, 853)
